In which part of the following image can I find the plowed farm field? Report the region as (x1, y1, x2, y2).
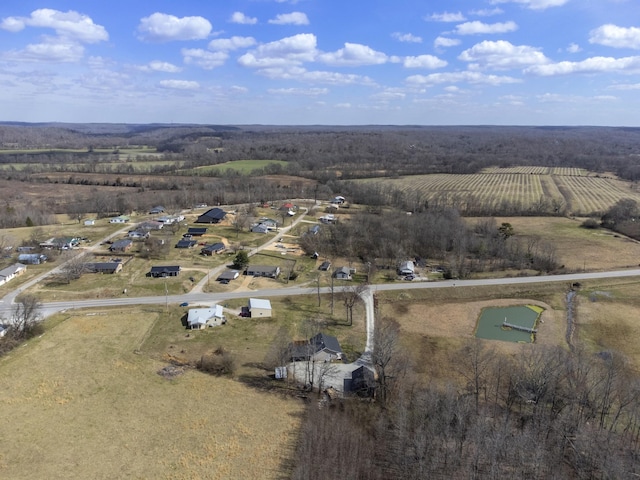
(362, 168, 640, 216)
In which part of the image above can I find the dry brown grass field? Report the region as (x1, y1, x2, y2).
(0, 308, 304, 480)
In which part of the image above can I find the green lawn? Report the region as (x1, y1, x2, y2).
(184, 159, 288, 175)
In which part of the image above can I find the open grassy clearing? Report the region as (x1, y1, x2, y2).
(0, 308, 304, 480)
(183, 159, 288, 175)
(362, 169, 640, 215)
(379, 278, 640, 384)
(490, 216, 640, 271)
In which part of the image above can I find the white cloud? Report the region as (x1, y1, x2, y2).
(230, 12, 258, 25)
(536, 93, 617, 103)
(489, 0, 569, 10)
(607, 82, 640, 90)
(434, 36, 461, 48)
(459, 40, 549, 69)
(3, 40, 85, 63)
(404, 55, 448, 69)
(566, 43, 582, 53)
(254, 65, 374, 85)
(137, 13, 212, 42)
(317, 43, 387, 66)
(138, 61, 182, 73)
(0, 8, 108, 43)
(589, 24, 640, 50)
(371, 90, 406, 102)
(429, 12, 466, 22)
(268, 12, 309, 25)
(238, 33, 317, 69)
(267, 87, 328, 96)
(392, 32, 422, 43)
(208, 36, 256, 51)
(159, 79, 200, 90)
(525, 55, 640, 75)
(406, 71, 520, 86)
(182, 48, 229, 69)
(454, 21, 518, 35)
(470, 8, 504, 16)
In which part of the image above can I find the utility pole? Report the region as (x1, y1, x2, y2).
(164, 278, 168, 311)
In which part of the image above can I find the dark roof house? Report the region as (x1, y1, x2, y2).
(148, 265, 181, 277)
(201, 243, 226, 255)
(84, 262, 123, 274)
(109, 239, 133, 252)
(196, 208, 227, 224)
(290, 333, 343, 362)
(175, 239, 197, 249)
(246, 265, 280, 278)
(187, 227, 208, 236)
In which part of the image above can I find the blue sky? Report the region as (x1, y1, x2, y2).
(0, 0, 639, 125)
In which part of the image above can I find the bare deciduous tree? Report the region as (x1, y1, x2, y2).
(10, 294, 43, 340)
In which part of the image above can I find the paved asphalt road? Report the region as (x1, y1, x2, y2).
(2, 267, 640, 322)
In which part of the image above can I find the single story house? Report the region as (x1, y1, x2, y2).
(217, 269, 240, 283)
(109, 239, 133, 252)
(251, 223, 269, 234)
(40, 237, 80, 250)
(289, 333, 343, 362)
(84, 262, 122, 274)
(398, 261, 415, 276)
(201, 243, 226, 255)
(175, 239, 197, 249)
(128, 230, 149, 240)
(248, 298, 272, 318)
(187, 227, 208, 236)
(319, 214, 336, 224)
(0, 263, 27, 286)
(196, 208, 227, 224)
(259, 218, 278, 229)
(84, 219, 96, 226)
(319, 260, 331, 271)
(18, 253, 47, 265)
(156, 215, 184, 224)
(149, 206, 165, 214)
(138, 221, 164, 231)
(148, 265, 181, 277)
(343, 365, 375, 396)
(187, 305, 226, 329)
(109, 215, 130, 224)
(246, 265, 280, 278)
(331, 195, 346, 205)
(333, 266, 353, 280)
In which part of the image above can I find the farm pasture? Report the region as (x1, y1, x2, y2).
(0, 308, 304, 479)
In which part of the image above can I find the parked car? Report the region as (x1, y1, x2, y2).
(404, 275, 415, 281)
(179, 302, 189, 307)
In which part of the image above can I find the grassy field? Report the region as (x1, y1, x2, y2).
(0, 307, 305, 479)
(183, 160, 288, 175)
(362, 168, 640, 216)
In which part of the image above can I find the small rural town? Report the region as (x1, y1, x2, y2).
(2, 0, 640, 478)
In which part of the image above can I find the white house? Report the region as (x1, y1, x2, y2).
(248, 298, 272, 318)
(186, 305, 226, 330)
(0, 263, 27, 286)
(110, 215, 130, 224)
(84, 219, 96, 226)
(398, 261, 415, 276)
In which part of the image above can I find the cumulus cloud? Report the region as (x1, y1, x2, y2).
(208, 36, 256, 51)
(403, 55, 448, 69)
(489, 0, 569, 10)
(459, 40, 549, 69)
(254, 65, 374, 85)
(267, 87, 328, 96)
(137, 13, 212, 42)
(230, 12, 258, 25)
(406, 71, 520, 86)
(589, 24, 640, 49)
(371, 90, 406, 102)
(525, 55, 640, 75)
(0, 8, 108, 43)
(3, 40, 85, 63)
(317, 43, 388, 66)
(138, 60, 182, 73)
(607, 82, 640, 90)
(182, 48, 229, 69)
(392, 32, 422, 43)
(268, 12, 309, 25)
(470, 8, 504, 16)
(454, 21, 518, 35)
(238, 33, 317, 69)
(159, 79, 200, 90)
(429, 12, 466, 22)
(434, 37, 461, 48)
(566, 43, 582, 53)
